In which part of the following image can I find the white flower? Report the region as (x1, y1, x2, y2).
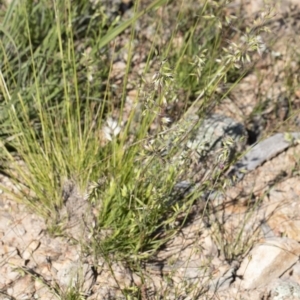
(87, 72, 93, 82)
(103, 117, 121, 141)
(161, 116, 172, 125)
(256, 35, 267, 55)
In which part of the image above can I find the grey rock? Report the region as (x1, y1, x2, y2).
(171, 114, 247, 198)
(232, 132, 300, 180)
(265, 278, 300, 300)
(192, 114, 247, 154)
(167, 113, 247, 159)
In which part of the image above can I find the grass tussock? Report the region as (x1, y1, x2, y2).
(0, 0, 278, 298)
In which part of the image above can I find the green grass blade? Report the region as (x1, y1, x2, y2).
(98, 0, 169, 49)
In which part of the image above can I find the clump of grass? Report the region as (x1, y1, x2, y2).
(0, 0, 275, 298)
(0, 0, 167, 215)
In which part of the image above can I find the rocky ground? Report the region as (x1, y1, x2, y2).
(2, 0, 300, 299)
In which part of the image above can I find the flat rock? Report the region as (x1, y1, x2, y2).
(232, 132, 300, 180)
(237, 237, 300, 289)
(224, 141, 300, 204)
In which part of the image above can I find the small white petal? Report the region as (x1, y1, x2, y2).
(106, 117, 115, 128)
(103, 127, 112, 141)
(162, 117, 172, 124)
(112, 126, 121, 137)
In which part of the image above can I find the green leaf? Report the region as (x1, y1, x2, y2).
(98, 0, 169, 49)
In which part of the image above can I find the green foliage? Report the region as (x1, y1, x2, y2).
(0, 0, 274, 297)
